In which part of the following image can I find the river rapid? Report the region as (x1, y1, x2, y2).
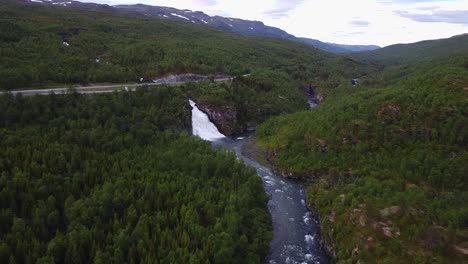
(190, 100, 329, 264)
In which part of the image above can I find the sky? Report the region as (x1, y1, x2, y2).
(80, 0, 468, 47)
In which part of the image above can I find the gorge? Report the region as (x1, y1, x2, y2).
(190, 100, 329, 264)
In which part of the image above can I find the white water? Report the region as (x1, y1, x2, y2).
(189, 99, 328, 263)
(189, 100, 226, 141)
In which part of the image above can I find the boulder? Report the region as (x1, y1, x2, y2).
(359, 215, 367, 227)
(380, 206, 402, 218)
(453, 244, 468, 256)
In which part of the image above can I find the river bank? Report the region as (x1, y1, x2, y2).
(190, 99, 329, 264)
(241, 138, 337, 263)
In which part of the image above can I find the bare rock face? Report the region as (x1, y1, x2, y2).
(316, 93, 325, 104)
(197, 103, 237, 135)
(453, 244, 468, 256)
(380, 206, 402, 218)
(405, 182, 418, 189)
(378, 104, 401, 124)
(317, 139, 329, 153)
(381, 226, 393, 238)
(359, 215, 367, 227)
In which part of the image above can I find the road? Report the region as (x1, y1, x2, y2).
(0, 77, 235, 96)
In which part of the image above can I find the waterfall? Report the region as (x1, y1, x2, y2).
(189, 98, 328, 263)
(189, 100, 226, 141)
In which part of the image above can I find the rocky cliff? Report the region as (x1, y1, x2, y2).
(196, 102, 237, 136)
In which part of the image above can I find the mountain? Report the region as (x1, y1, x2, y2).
(114, 3, 380, 53)
(1, 0, 369, 90)
(22, 0, 380, 53)
(298, 38, 380, 53)
(329, 43, 380, 53)
(1, 0, 376, 133)
(352, 33, 468, 66)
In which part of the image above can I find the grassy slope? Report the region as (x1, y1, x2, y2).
(255, 52, 468, 263)
(351, 34, 468, 67)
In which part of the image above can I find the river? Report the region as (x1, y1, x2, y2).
(190, 100, 329, 264)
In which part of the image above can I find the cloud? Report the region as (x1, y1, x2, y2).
(378, 0, 450, 3)
(334, 31, 367, 37)
(415, 6, 440, 10)
(350, 20, 370, 26)
(263, 8, 291, 19)
(395, 9, 468, 24)
(263, 0, 304, 19)
(194, 0, 218, 7)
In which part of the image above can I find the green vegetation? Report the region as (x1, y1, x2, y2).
(0, 87, 271, 263)
(0, 0, 376, 133)
(3, 1, 468, 263)
(255, 52, 468, 263)
(0, 0, 370, 91)
(183, 71, 309, 133)
(352, 34, 468, 68)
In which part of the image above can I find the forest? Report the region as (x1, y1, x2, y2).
(255, 52, 468, 263)
(0, 87, 272, 263)
(351, 34, 468, 68)
(0, 0, 376, 135)
(182, 71, 309, 134)
(1, 0, 467, 263)
(0, 0, 372, 92)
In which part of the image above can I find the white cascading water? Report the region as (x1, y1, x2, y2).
(189, 100, 226, 141)
(189, 99, 328, 263)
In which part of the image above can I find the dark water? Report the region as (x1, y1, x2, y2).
(212, 136, 329, 264)
(190, 99, 328, 264)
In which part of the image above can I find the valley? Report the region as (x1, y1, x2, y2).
(191, 100, 329, 263)
(0, 0, 467, 263)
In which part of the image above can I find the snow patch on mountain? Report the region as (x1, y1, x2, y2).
(171, 13, 190, 20)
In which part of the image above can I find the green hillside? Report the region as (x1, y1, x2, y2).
(255, 52, 468, 263)
(2, 1, 468, 263)
(352, 34, 468, 67)
(0, 0, 377, 134)
(0, 87, 272, 263)
(0, 0, 370, 91)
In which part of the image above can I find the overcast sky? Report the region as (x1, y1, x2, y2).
(81, 0, 468, 46)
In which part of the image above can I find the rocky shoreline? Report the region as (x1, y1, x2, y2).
(306, 203, 338, 262)
(304, 85, 324, 109)
(240, 138, 337, 263)
(193, 90, 337, 262)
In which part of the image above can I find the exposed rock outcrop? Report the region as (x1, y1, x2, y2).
(304, 85, 319, 108)
(378, 104, 401, 124)
(380, 206, 402, 218)
(196, 102, 237, 135)
(453, 244, 468, 256)
(306, 203, 337, 261)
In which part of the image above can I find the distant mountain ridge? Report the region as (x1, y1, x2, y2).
(23, 0, 380, 53)
(352, 33, 468, 65)
(297, 38, 380, 53)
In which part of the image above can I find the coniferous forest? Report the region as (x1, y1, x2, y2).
(255, 52, 468, 263)
(1, 0, 468, 263)
(0, 88, 271, 263)
(0, 0, 369, 91)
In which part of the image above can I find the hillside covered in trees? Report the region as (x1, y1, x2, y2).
(351, 34, 468, 68)
(2, 0, 467, 263)
(0, 0, 378, 134)
(0, 88, 272, 263)
(254, 52, 468, 263)
(0, 0, 371, 91)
